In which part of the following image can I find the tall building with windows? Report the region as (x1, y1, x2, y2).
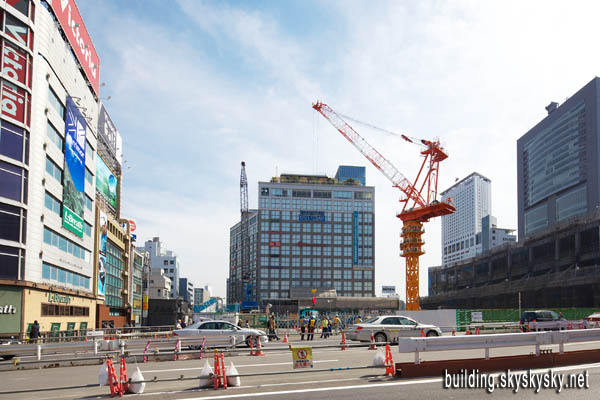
(441, 173, 491, 267)
(228, 167, 375, 306)
(140, 237, 181, 299)
(518, 77, 600, 239)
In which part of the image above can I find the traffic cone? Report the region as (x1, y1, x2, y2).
(283, 331, 289, 344)
(213, 351, 221, 389)
(451, 329, 456, 336)
(475, 327, 480, 335)
(340, 332, 347, 351)
(384, 344, 395, 376)
(249, 336, 255, 356)
(253, 336, 265, 356)
(119, 356, 128, 394)
(465, 327, 471, 335)
(369, 333, 377, 350)
(420, 329, 425, 337)
(106, 359, 120, 397)
(527, 324, 531, 332)
(220, 353, 228, 389)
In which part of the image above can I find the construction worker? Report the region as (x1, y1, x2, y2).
(300, 316, 308, 341)
(355, 315, 362, 324)
(268, 315, 280, 340)
(308, 315, 316, 341)
(333, 315, 340, 335)
(320, 317, 329, 338)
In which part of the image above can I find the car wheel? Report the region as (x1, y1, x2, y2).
(426, 330, 438, 337)
(1, 355, 14, 361)
(374, 332, 387, 344)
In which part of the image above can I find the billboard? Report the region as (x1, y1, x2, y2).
(96, 155, 117, 209)
(47, 0, 100, 95)
(97, 103, 118, 156)
(382, 286, 396, 295)
(97, 210, 107, 296)
(62, 97, 86, 237)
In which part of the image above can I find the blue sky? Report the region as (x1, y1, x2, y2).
(77, 0, 600, 299)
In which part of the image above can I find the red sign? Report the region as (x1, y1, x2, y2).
(129, 220, 136, 232)
(3, 40, 28, 86)
(1, 80, 27, 124)
(47, 0, 100, 95)
(268, 241, 281, 247)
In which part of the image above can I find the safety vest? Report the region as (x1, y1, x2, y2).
(334, 317, 340, 325)
(322, 319, 328, 328)
(309, 319, 316, 327)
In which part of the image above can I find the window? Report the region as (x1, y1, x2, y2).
(45, 156, 62, 182)
(85, 195, 93, 211)
(48, 87, 65, 119)
(44, 191, 61, 215)
(1, 121, 26, 162)
(85, 168, 93, 185)
(46, 121, 63, 151)
(261, 187, 269, 196)
(43, 227, 89, 260)
(292, 190, 311, 198)
(314, 191, 332, 198)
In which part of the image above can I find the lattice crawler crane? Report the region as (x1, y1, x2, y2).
(312, 102, 455, 310)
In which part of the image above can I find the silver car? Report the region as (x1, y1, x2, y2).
(346, 315, 442, 344)
(173, 320, 268, 347)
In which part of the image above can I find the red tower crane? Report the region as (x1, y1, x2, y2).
(313, 101, 455, 310)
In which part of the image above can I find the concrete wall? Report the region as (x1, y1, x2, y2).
(397, 310, 457, 332)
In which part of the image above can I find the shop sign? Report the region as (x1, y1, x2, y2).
(0, 304, 17, 314)
(47, 292, 71, 304)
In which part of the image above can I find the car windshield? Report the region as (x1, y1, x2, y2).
(364, 317, 379, 324)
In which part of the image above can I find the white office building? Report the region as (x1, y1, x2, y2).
(139, 237, 180, 299)
(441, 172, 491, 267)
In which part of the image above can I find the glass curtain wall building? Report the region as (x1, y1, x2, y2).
(228, 168, 375, 305)
(517, 77, 600, 238)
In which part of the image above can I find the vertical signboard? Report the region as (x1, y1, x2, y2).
(97, 210, 107, 296)
(353, 211, 359, 265)
(62, 97, 86, 237)
(95, 155, 117, 209)
(47, 0, 100, 95)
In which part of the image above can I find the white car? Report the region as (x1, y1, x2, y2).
(346, 315, 442, 344)
(173, 320, 268, 347)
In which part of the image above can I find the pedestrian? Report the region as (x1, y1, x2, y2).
(355, 315, 362, 324)
(333, 315, 340, 335)
(308, 316, 316, 341)
(320, 317, 329, 338)
(30, 320, 40, 344)
(300, 316, 308, 340)
(245, 320, 250, 328)
(181, 320, 187, 329)
(176, 319, 182, 330)
(268, 315, 280, 340)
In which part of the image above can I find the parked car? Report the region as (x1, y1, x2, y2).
(0, 337, 21, 361)
(173, 320, 268, 347)
(519, 310, 567, 331)
(586, 313, 600, 323)
(346, 315, 442, 344)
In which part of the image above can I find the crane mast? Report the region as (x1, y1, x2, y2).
(313, 101, 455, 310)
(239, 161, 251, 305)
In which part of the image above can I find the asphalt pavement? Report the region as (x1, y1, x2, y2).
(0, 335, 599, 399)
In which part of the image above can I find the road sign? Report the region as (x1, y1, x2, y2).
(290, 346, 313, 369)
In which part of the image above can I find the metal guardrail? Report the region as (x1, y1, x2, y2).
(397, 328, 600, 364)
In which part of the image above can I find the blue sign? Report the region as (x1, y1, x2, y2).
(62, 96, 87, 237)
(353, 211, 359, 264)
(299, 211, 325, 222)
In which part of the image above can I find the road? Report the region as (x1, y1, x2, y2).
(0, 335, 599, 399)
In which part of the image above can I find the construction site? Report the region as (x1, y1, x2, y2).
(424, 211, 600, 309)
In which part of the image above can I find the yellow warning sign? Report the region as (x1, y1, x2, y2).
(290, 346, 313, 369)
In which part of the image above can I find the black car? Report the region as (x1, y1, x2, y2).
(519, 310, 565, 332)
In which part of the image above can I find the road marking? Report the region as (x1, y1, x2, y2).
(142, 359, 339, 373)
(179, 362, 600, 399)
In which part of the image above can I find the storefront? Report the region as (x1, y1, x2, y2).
(0, 285, 23, 337)
(22, 286, 96, 338)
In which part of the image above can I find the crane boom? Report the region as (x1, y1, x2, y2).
(313, 102, 426, 208)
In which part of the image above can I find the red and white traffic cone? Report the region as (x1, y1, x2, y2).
(283, 330, 289, 344)
(119, 356, 128, 394)
(451, 329, 456, 336)
(368, 333, 377, 350)
(475, 327, 480, 335)
(340, 332, 347, 351)
(249, 336, 255, 356)
(384, 344, 395, 376)
(420, 329, 425, 337)
(253, 336, 265, 356)
(465, 327, 471, 335)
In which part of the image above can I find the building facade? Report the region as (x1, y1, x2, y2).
(0, 0, 104, 337)
(335, 165, 366, 186)
(140, 237, 181, 299)
(178, 277, 194, 305)
(130, 248, 144, 326)
(148, 268, 171, 300)
(517, 77, 600, 239)
(441, 173, 491, 267)
(481, 215, 516, 253)
(228, 168, 376, 306)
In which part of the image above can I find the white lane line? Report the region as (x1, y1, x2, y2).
(142, 359, 339, 373)
(180, 362, 600, 399)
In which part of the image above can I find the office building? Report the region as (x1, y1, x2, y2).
(148, 269, 171, 300)
(179, 278, 194, 305)
(228, 167, 375, 306)
(335, 165, 366, 186)
(481, 216, 516, 253)
(441, 173, 491, 266)
(518, 77, 600, 238)
(194, 287, 209, 305)
(139, 237, 180, 299)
